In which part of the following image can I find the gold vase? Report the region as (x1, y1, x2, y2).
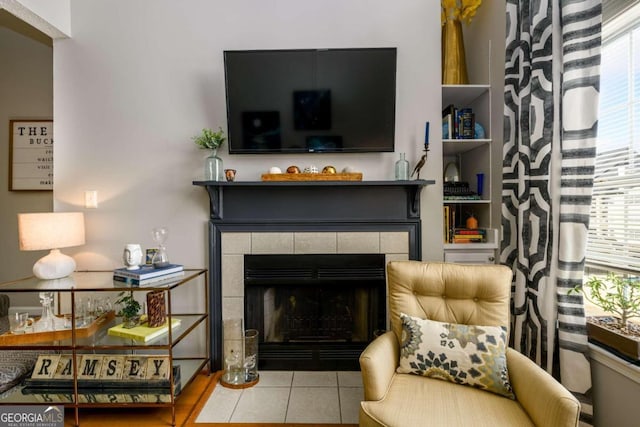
(441, 19, 469, 85)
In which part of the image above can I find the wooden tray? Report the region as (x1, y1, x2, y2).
(0, 311, 115, 345)
(261, 172, 363, 182)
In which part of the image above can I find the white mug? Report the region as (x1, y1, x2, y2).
(123, 243, 143, 270)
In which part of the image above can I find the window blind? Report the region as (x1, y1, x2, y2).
(586, 4, 640, 274)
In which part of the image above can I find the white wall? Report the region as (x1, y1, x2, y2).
(53, 0, 444, 272)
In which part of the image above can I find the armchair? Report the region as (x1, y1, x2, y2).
(359, 261, 580, 427)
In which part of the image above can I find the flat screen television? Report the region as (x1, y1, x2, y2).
(223, 48, 397, 154)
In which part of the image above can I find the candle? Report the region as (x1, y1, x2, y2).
(424, 121, 430, 149)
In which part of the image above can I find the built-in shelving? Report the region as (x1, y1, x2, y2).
(442, 83, 498, 261)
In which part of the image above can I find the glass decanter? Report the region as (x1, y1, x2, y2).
(151, 226, 170, 268)
(34, 291, 63, 331)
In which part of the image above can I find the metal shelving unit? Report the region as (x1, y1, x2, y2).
(0, 269, 209, 426)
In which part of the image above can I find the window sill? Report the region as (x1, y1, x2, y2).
(590, 343, 640, 384)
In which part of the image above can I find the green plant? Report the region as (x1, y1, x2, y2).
(115, 291, 141, 319)
(571, 273, 640, 328)
(192, 127, 226, 150)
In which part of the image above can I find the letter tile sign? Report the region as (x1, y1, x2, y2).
(30, 354, 173, 385)
(9, 119, 53, 191)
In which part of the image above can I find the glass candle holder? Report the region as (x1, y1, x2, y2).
(244, 329, 259, 383)
(221, 318, 244, 386)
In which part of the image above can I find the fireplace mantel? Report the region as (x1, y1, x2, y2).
(193, 179, 434, 370)
(193, 179, 434, 221)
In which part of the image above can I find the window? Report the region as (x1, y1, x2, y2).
(586, 3, 640, 274)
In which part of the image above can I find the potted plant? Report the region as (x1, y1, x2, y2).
(115, 291, 142, 328)
(192, 127, 226, 150)
(571, 272, 640, 360)
(193, 127, 226, 181)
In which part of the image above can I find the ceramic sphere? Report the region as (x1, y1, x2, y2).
(322, 165, 337, 174)
(287, 165, 301, 173)
(269, 166, 282, 174)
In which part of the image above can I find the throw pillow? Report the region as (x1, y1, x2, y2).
(397, 313, 514, 399)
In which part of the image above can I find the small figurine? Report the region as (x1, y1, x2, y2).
(411, 121, 430, 180)
(303, 165, 319, 173)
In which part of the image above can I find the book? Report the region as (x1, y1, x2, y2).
(113, 271, 185, 286)
(452, 227, 486, 243)
(455, 228, 486, 235)
(107, 318, 181, 342)
(443, 206, 450, 243)
(113, 264, 183, 280)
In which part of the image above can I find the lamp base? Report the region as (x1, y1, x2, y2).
(33, 249, 76, 280)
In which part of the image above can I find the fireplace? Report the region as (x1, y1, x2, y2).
(244, 254, 385, 370)
(193, 180, 432, 370)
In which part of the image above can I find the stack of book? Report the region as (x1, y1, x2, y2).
(107, 317, 182, 342)
(451, 228, 487, 244)
(442, 104, 475, 140)
(113, 264, 184, 286)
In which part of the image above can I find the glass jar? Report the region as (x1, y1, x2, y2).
(395, 152, 409, 180)
(244, 329, 259, 383)
(204, 148, 224, 181)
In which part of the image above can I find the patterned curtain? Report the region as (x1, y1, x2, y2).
(502, 1, 602, 425)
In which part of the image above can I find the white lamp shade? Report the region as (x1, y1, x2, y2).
(18, 212, 85, 250)
(18, 212, 85, 280)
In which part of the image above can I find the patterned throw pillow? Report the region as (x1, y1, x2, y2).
(397, 313, 514, 399)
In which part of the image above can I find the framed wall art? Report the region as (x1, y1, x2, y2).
(9, 119, 53, 191)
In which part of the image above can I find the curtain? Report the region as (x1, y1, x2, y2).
(502, 1, 602, 425)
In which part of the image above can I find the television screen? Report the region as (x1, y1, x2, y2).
(224, 48, 397, 154)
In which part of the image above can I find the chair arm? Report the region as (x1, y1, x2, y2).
(359, 331, 399, 401)
(507, 348, 580, 427)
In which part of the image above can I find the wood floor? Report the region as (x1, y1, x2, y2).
(63, 370, 219, 427)
(63, 370, 354, 427)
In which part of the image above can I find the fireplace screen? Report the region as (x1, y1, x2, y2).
(245, 253, 386, 370)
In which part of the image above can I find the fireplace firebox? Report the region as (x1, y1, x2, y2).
(245, 254, 386, 370)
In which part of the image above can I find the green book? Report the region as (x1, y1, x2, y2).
(108, 318, 181, 342)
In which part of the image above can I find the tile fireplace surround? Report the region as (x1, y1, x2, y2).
(193, 180, 432, 370)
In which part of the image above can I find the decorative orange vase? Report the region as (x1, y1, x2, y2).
(466, 214, 478, 229)
(441, 19, 469, 84)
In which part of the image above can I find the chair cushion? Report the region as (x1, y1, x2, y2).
(386, 262, 513, 341)
(360, 372, 534, 427)
(397, 313, 514, 399)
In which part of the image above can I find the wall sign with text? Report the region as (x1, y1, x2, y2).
(9, 119, 53, 191)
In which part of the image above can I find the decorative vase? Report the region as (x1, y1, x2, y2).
(466, 214, 478, 229)
(442, 18, 469, 85)
(122, 315, 141, 329)
(204, 148, 224, 181)
(395, 153, 409, 180)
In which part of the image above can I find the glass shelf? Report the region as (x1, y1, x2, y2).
(0, 270, 209, 426)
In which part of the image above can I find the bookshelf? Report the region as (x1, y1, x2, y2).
(442, 83, 498, 263)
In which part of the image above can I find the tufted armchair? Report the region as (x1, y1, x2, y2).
(359, 261, 580, 427)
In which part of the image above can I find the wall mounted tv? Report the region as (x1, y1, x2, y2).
(224, 48, 397, 154)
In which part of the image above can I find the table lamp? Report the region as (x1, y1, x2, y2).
(18, 212, 85, 280)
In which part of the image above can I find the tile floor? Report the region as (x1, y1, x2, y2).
(196, 371, 363, 424)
